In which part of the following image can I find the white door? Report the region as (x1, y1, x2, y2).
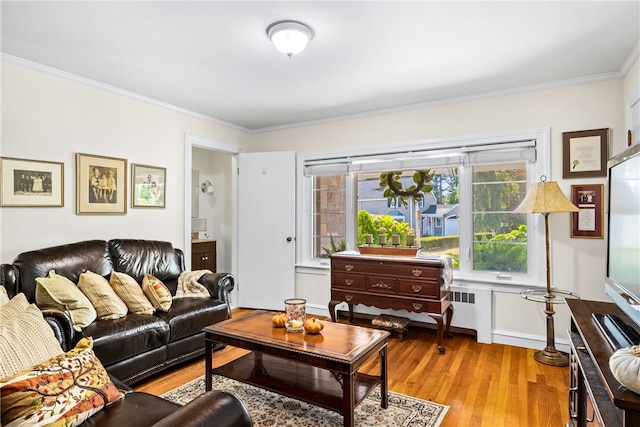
(237, 151, 296, 310)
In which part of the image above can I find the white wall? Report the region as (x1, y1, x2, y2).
(0, 62, 248, 263)
(2, 58, 636, 350)
(250, 77, 629, 348)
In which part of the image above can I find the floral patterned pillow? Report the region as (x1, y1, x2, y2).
(0, 337, 123, 427)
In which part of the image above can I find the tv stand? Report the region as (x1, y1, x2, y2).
(567, 299, 640, 426)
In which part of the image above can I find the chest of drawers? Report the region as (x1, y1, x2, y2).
(329, 253, 453, 353)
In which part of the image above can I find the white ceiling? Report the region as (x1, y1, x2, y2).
(2, 1, 639, 132)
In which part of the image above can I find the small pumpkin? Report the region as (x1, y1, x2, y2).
(272, 313, 286, 328)
(609, 345, 640, 394)
(303, 318, 324, 334)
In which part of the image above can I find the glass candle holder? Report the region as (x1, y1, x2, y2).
(284, 298, 306, 332)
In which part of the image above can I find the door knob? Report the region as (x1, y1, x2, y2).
(286, 236, 293, 242)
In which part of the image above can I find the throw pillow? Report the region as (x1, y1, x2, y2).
(78, 270, 128, 320)
(109, 271, 155, 315)
(0, 293, 64, 378)
(0, 285, 9, 305)
(35, 270, 97, 331)
(142, 274, 172, 312)
(174, 270, 212, 299)
(0, 337, 123, 427)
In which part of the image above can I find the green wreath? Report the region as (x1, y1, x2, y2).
(379, 170, 434, 207)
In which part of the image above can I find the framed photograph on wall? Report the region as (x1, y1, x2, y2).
(131, 163, 166, 208)
(571, 184, 604, 239)
(0, 157, 64, 207)
(562, 128, 609, 178)
(76, 153, 127, 215)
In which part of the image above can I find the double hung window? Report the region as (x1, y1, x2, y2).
(298, 129, 549, 286)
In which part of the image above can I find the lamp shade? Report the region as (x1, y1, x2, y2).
(267, 21, 313, 58)
(513, 180, 579, 214)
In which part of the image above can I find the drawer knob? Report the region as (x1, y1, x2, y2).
(345, 264, 354, 272)
(344, 294, 353, 302)
(412, 269, 422, 277)
(372, 281, 392, 290)
(345, 279, 353, 286)
(412, 302, 423, 310)
(412, 285, 423, 293)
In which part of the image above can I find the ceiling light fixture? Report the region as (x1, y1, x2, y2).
(267, 20, 314, 58)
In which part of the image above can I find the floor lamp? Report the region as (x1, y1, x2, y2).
(514, 176, 579, 366)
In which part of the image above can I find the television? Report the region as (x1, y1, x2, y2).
(599, 143, 640, 348)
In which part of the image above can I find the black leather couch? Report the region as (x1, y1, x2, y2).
(0, 239, 234, 385)
(37, 311, 253, 427)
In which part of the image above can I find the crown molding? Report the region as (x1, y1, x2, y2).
(253, 71, 624, 133)
(0, 53, 251, 133)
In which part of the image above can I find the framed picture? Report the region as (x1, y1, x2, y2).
(571, 184, 604, 239)
(0, 157, 64, 207)
(76, 153, 127, 215)
(562, 128, 609, 178)
(131, 163, 166, 208)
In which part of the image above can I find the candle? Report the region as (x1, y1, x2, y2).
(378, 235, 387, 245)
(365, 234, 373, 245)
(406, 235, 415, 247)
(392, 235, 400, 246)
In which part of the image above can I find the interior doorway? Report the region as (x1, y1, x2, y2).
(184, 134, 243, 306)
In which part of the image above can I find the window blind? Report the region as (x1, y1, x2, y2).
(304, 140, 536, 176)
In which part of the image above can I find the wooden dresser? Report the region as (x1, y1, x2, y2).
(567, 299, 640, 426)
(329, 252, 453, 353)
(191, 239, 216, 272)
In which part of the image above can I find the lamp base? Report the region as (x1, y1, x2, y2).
(534, 347, 569, 367)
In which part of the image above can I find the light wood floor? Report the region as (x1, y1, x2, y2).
(136, 308, 570, 427)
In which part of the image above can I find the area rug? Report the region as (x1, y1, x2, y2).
(162, 375, 448, 427)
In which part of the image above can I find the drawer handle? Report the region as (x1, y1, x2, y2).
(345, 264, 354, 272)
(412, 285, 423, 292)
(344, 279, 353, 286)
(372, 281, 392, 290)
(412, 269, 422, 277)
(412, 302, 423, 310)
(344, 294, 353, 302)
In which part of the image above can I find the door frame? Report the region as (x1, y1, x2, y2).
(184, 133, 244, 307)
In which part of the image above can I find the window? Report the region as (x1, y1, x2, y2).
(298, 129, 548, 286)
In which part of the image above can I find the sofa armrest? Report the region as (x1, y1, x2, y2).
(0, 263, 19, 298)
(40, 307, 76, 352)
(198, 273, 235, 318)
(151, 390, 252, 427)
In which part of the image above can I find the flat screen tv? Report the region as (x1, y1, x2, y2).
(600, 143, 640, 348)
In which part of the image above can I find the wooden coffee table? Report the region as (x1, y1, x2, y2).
(203, 310, 389, 427)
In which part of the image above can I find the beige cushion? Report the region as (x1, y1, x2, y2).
(0, 337, 123, 427)
(142, 274, 172, 312)
(0, 285, 9, 305)
(78, 270, 128, 320)
(109, 271, 155, 315)
(35, 270, 97, 331)
(0, 293, 64, 378)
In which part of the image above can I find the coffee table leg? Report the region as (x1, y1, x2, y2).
(380, 345, 388, 409)
(344, 372, 355, 427)
(205, 338, 213, 391)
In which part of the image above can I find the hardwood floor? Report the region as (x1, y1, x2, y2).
(136, 308, 570, 427)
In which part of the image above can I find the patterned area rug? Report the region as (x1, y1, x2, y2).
(162, 375, 448, 427)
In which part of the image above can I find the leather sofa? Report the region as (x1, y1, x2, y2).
(0, 239, 234, 385)
(36, 310, 253, 427)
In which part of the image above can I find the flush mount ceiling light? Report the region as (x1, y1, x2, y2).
(267, 20, 314, 58)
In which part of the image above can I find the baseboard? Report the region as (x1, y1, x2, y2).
(492, 329, 570, 354)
